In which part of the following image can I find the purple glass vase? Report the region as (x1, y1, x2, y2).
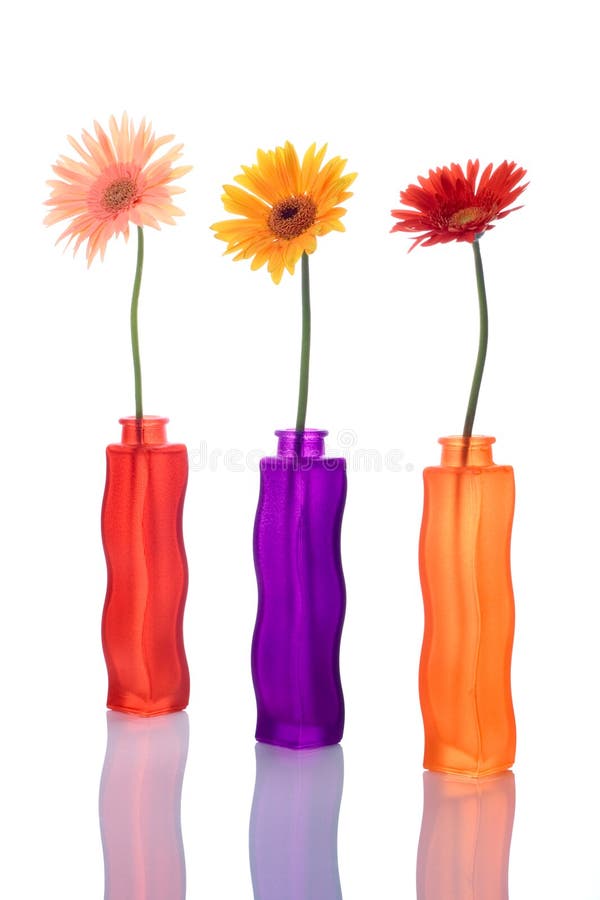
(252, 429, 347, 749)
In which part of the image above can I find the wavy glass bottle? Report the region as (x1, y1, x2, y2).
(101, 417, 189, 716)
(419, 436, 516, 775)
(252, 430, 346, 749)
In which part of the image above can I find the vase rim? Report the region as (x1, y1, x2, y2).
(275, 428, 328, 437)
(438, 435, 495, 446)
(274, 429, 329, 460)
(118, 416, 170, 446)
(119, 415, 169, 425)
(438, 435, 497, 468)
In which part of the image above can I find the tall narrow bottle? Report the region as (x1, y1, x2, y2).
(252, 429, 346, 749)
(419, 436, 516, 775)
(101, 416, 189, 716)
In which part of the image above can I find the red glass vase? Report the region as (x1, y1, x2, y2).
(101, 417, 189, 716)
(419, 436, 516, 775)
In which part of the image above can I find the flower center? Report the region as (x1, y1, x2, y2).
(268, 195, 317, 240)
(448, 206, 484, 229)
(102, 178, 137, 213)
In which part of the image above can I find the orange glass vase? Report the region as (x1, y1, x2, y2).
(419, 436, 516, 776)
(101, 416, 189, 716)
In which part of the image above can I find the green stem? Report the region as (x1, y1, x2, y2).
(462, 238, 489, 438)
(130, 226, 144, 420)
(295, 252, 311, 433)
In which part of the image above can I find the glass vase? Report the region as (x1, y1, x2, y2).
(419, 436, 516, 775)
(252, 429, 346, 749)
(101, 416, 189, 716)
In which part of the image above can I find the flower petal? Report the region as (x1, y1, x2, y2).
(211, 141, 356, 283)
(391, 160, 527, 251)
(45, 114, 190, 263)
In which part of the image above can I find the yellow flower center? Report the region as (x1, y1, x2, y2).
(102, 178, 137, 213)
(268, 195, 317, 240)
(448, 206, 484, 228)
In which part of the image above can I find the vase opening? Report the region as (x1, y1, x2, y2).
(119, 416, 169, 446)
(439, 435, 495, 468)
(275, 429, 328, 459)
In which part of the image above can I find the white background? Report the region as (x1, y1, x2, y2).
(1, 0, 599, 896)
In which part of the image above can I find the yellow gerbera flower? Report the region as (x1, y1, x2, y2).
(211, 141, 356, 284)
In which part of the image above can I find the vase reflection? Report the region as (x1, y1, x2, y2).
(99, 711, 189, 899)
(250, 743, 344, 899)
(417, 770, 515, 899)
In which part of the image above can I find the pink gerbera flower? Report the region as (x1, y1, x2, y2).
(44, 113, 191, 264)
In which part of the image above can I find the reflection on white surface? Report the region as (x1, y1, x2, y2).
(99, 711, 189, 900)
(417, 770, 515, 899)
(250, 743, 344, 899)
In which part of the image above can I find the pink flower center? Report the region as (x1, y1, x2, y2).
(448, 206, 485, 229)
(102, 177, 137, 213)
(268, 195, 317, 240)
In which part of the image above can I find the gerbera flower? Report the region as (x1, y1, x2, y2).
(211, 141, 356, 284)
(392, 159, 528, 438)
(391, 160, 527, 251)
(45, 114, 191, 420)
(45, 113, 191, 265)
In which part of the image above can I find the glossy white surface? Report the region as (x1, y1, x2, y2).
(250, 743, 344, 899)
(1, 0, 599, 896)
(100, 712, 188, 899)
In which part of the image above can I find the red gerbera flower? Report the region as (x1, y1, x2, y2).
(391, 160, 527, 251)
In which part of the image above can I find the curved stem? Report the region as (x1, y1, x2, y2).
(462, 239, 489, 438)
(130, 226, 144, 420)
(295, 252, 311, 433)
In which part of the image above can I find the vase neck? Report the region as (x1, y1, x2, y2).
(120, 416, 169, 446)
(275, 429, 327, 459)
(439, 436, 495, 467)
